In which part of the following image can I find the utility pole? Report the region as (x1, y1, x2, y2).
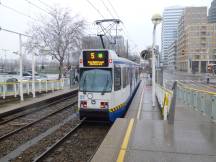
(19, 34, 24, 101)
(32, 52, 36, 98)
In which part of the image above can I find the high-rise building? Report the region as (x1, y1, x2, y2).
(167, 40, 177, 70)
(208, 0, 216, 23)
(176, 7, 216, 73)
(161, 7, 184, 66)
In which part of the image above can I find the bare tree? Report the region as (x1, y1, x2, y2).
(26, 7, 85, 79)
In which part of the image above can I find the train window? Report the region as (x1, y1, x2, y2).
(122, 67, 127, 88)
(79, 68, 112, 92)
(125, 67, 128, 86)
(114, 65, 121, 91)
(128, 67, 132, 85)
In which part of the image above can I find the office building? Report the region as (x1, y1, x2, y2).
(208, 0, 216, 23)
(176, 7, 216, 73)
(161, 7, 184, 66)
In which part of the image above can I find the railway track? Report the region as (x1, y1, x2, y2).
(0, 92, 77, 124)
(0, 96, 78, 159)
(0, 100, 77, 141)
(0, 93, 78, 138)
(33, 118, 86, 162)
(0, 115, 110, 162)
(32, 120, 110, 162)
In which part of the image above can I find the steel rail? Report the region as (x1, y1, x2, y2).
(33, 118, 86, 162)
(0, 93, 77, 125)
(0, 101, 78, 141)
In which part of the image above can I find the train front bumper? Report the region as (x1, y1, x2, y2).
(79, 108, 109, 121)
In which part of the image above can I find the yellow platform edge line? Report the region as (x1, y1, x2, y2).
(116, 118, 134, 162)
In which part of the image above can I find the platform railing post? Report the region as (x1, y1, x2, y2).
(52, 81, 54, 92)
(45, 80, 48, 92)
(14, 83, 17, 97)
(3, 83, 6, 99)
(39, 80, 42, 93)
(27, 81, 30, 95)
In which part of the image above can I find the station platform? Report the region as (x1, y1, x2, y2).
(0, 86, 78, 117)
(91, 79, 216, 162)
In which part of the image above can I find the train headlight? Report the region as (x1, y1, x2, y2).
(80, 101, 87, 108)
(100, 102, 109, 109)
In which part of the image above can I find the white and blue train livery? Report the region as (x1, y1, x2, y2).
(78, 49, 140, 122)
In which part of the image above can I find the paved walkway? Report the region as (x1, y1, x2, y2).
(92, 79, 216, 162)
(125, 81, 216, 162)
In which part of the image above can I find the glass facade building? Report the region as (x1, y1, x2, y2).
(208, 0, 216, 23)
(161, 7, 184, 66)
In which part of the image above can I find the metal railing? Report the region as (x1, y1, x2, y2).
(0, 78, 71, 99)
(177, 82, 216, 121)
(155, 83, 173, 120)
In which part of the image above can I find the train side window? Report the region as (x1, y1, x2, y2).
(125, 67, 128, 86)
(122, 67, 127, 88)
(114, 65, 121, 91)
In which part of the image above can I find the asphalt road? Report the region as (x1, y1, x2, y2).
(163, 70, 216, 92)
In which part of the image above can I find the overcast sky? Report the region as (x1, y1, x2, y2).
(0, 0, 212, 57)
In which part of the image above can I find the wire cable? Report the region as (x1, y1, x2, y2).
(106, 0, 120, 18)
(101, 0, 114, 18)
(23, 0, 51, 16)
(0, 2, 37, 21)
(85, 0, 105, 19)
(37, 0, 53, 10)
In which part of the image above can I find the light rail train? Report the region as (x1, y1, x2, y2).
(78, 49, 140, 122)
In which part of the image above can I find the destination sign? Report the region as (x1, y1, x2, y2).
(83, 50, 109, 67)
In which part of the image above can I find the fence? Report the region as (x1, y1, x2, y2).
(177, 82, 216, 121)
(0, 78, 71, 99)
(155, 83, 173, 120)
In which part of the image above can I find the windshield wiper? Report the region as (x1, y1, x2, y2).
(83, 75, 87, 94)
(101, 76, 109, 95)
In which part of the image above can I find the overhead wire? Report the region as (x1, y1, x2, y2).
(101, 0, 114, 18)
(85, 0, 105, 19)
(84, 0, 138, 53)
(23, 0, 51, 16)
(0, 1, 38, 21)
(105, 0, 139, 52)
(106, 0, 120, 19)
(37, 0, 53, 10)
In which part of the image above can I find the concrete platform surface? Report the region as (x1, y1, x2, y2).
(0, 87, 77, 116)
(91, 78, 216, 162)
(125, 119, 216, 162)
(91, 118, 130, 162)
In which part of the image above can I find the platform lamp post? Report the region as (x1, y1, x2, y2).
(151, 14, 162, 107)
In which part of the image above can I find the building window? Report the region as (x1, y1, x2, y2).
(195, 55, 200, 59)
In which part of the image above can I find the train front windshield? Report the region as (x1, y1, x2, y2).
(79, 68, 112, 93)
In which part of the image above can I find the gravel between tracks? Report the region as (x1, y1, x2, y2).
(41, 124, 110, 162)
(0, 100, 77, 158)
(0, 97, 77, 136)
(10, 116, 81, 162)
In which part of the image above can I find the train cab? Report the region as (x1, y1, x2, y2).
(78, 49, 140, 122)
